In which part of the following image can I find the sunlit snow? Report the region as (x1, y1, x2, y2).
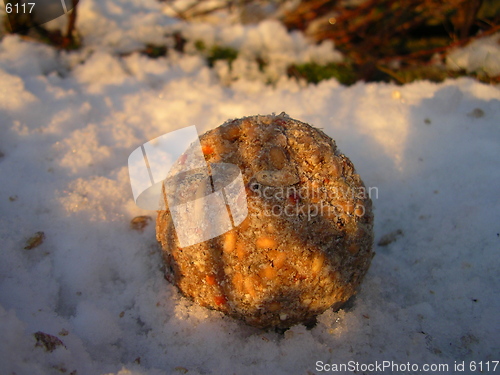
(0, 1, 499, 374)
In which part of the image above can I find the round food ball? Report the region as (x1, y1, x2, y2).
(156, 113, 374, 329)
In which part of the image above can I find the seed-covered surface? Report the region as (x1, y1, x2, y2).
(156, 113, 374, 329)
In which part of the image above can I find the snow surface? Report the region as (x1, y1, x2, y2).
(0, 1, 499, 374)
(447, 33, 500, 77)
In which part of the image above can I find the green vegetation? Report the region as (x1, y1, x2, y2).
(142, 44, 168, 58)
(195, 40, 239, 68)
(288, 62, 358, 85)
(177, 0, 499, 85)
(207, 45, 239, 68)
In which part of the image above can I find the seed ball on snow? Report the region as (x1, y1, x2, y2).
(156, 113, 374, 329)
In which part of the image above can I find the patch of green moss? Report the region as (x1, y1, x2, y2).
(206, 45, 238, 68)
(194, 40, 206, 52)
(193, 41, 238, 68)
(288, 62, 358, 85)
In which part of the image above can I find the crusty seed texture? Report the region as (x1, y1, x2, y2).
(156, 113, 374, 329)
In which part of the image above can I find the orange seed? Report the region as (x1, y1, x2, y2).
(223, 231, 236, 253)
(206, 275, 217, 285)
(236, 242, 246, 260)
(202, 144, 214, 155)
(214, 295, 226, 305)
(256, 236, 277, 249)
(260, 265, 277, 279)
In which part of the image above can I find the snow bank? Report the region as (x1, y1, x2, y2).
(447, 33, 500, 76)
(76, 0, 177, 53)
(0, 1, 499, 374)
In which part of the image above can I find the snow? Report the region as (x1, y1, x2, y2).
(447, 33, 500, 76)
(179, 19, 342, 84)
(1, 1, 499, 374)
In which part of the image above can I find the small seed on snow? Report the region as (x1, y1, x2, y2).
(24, 231, 45, 250)
(130, 216, 152, 232)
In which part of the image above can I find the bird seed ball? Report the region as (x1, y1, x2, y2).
(156, 113, 374, 329)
